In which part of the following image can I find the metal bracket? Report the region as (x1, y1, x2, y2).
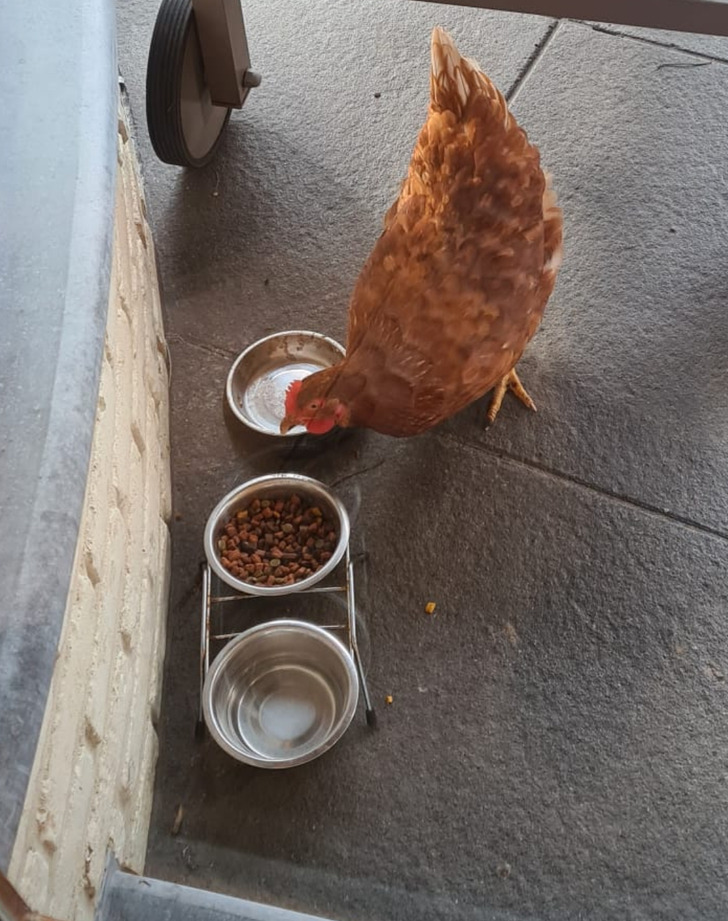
(191, 0, 260, 108)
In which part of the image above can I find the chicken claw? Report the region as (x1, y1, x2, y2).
(486, 368, 536, 426)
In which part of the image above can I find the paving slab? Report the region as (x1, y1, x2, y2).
(147, 433, 728, 921)
(447, 21, 728, 534)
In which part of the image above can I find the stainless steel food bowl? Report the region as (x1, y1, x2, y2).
(202, 619, 359, 768)
(204, 473, 350, 596)
(226, 330, 345, 436)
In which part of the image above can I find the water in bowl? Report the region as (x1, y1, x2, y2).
(243, 361, 325, 435)
(237, 663, 337, 760)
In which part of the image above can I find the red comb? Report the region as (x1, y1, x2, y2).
(285, 379, 303, 415)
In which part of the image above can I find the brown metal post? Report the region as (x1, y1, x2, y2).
(191, 0, 259, 108)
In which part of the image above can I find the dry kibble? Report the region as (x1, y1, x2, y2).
(425, 602, 437, 615)
(217, 493, 339, 588)
(385, 695, 394, 705)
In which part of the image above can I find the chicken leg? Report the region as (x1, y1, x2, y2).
(486, 367, 536, 426)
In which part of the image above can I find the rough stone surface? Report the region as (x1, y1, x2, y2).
(7, 103, 171, 921)
(116, 4, 728, 920)
(141, 434, 728, 921)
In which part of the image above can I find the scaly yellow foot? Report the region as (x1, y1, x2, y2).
(486, 367, 536, 426)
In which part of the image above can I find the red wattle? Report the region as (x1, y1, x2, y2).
(305, 416, 336, 435)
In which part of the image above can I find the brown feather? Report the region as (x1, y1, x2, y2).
(294, 27, 563, 437)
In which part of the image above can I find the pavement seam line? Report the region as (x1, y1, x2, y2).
(166, 332, 239, 361)
(438, 431, 728, 543)
(506, 20, 560, 104)
(583, 21, 728, 65)
(329, 459, 388, 488)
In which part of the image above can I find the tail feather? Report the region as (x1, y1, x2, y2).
(542, 172, 563, 277)
(430, 27, 471, 112)
(430, 26, 509, 124)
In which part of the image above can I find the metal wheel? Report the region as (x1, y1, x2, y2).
(146, 0, 231, 168)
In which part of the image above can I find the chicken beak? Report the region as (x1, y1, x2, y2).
(279, 414, 296, 435)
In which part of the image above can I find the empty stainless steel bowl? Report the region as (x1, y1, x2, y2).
(202, 620, 359, 768)
(204, 473, 350, 596)
(226, 330, 345, 436)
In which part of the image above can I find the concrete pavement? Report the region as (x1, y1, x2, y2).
(117, 2, 728, 918)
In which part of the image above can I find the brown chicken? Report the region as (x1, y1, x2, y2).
(280, 27, 562, 437)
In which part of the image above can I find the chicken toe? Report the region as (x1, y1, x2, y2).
(486, 368, 536, 426)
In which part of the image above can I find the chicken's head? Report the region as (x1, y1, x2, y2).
(280, 372, 350, 435)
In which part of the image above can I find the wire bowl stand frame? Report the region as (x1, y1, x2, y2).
(198, 544, 376, 738)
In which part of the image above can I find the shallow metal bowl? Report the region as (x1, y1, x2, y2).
(226, 330, 345, 437)
(203, 619, 359, 768)
(204, 473, 350, 596)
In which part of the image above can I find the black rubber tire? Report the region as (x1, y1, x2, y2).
(146, 0, 231, 168)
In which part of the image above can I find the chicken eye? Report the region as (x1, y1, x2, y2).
(309, 401, 320, 411)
